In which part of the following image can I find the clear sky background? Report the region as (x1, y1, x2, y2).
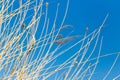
(67, 0, 120, 52)
(66, 0, 120, 79)
(69, 0, 119, 79)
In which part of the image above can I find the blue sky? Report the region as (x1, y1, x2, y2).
(65, 0, 120, 79)
(67, 0, 120, 52)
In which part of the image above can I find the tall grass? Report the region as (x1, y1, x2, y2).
(0, 0, 119, 80)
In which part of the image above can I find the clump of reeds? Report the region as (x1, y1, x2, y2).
(0, 0, 119, 80)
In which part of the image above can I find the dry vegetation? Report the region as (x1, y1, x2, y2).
(0, 0, 119, 80)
